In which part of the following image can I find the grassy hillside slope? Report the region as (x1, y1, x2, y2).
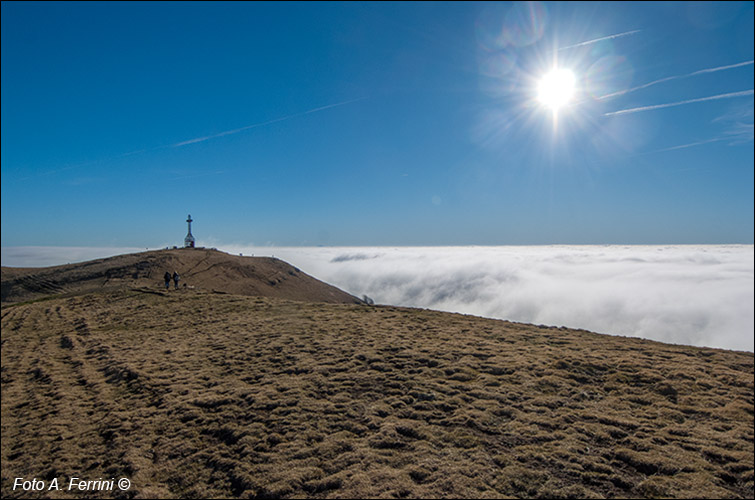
(1, 288, 752, 499)
(1, 248, 361, 305)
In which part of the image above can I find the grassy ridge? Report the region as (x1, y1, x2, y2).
(1, 289, 753, 498)
(1, 248, 362, 306)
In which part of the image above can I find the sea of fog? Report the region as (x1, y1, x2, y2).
(2, 245, 753, 352)
(235, 245, 754, 353)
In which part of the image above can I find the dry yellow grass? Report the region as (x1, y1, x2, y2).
(1, 285, 752, 498)
(1, 248, 361, 306)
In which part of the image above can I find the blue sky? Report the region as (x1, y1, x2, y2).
(2, 1, 753, 247)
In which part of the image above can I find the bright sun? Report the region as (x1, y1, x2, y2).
(537, 68, 576, 111)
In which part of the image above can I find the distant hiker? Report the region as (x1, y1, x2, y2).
(173, 271, 180, 289)
(164, 271, 171, 290)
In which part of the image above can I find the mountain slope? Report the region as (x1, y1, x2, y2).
(1, 287, 752, 499)
(1, 248, 361, 305)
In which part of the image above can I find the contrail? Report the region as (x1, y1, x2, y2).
(558, 29, 642, 51)
(645, 138, 726, 154)
(17, 147, 156, 181)
(16, 97, 366, 181)
(171, 97, 366, 147)
(600, 60, 754, 99)
(605, 89, 754, 116)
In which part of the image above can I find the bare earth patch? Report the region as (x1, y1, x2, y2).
(1, 288, 753, 498)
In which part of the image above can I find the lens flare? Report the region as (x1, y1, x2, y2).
(584, 55, 634, 99)
(537, 68, 576, 110)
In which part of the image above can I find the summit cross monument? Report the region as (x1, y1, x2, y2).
(184, 214, 195, 248)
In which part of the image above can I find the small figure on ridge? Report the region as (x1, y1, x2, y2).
(173, 271, 180, 290)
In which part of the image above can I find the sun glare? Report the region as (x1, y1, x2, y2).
(537, 68, 576, 111)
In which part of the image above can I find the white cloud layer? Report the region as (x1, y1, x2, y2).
(227, 245, 754, 352)
(1, 246, 147, 268)
(3, 245, 752, 352)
